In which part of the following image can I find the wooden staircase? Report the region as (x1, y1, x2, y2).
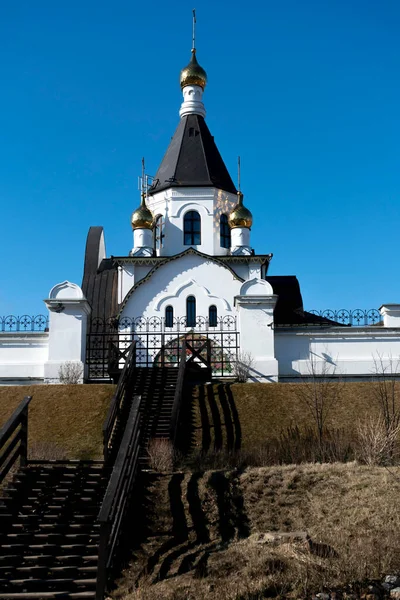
(0, 462, 109, 599)
(0, 342, 190, 599)
(135, 367, 179, 446)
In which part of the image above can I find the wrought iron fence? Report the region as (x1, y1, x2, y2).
(89, 315, 237, 333)
(275, 309, 381, 328)
(0, 315, 49, 332)
(308, 309, 381, 326)
(86, 315, 239, 380)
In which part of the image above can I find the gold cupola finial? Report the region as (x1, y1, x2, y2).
(180, 9, 207, 90)
(131, 158, 154, 230)
(228, 156, 253, 229)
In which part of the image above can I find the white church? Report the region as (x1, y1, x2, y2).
(1, 41, 400, 384)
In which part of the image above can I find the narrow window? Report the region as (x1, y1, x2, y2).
(209, 305, 217, 327)
(154, 215, 165, 251)
(187, 296, 196, 327)
(165, 305, 173, 328)
(184, 211, 201, 245)
(220, 214, 231, 249)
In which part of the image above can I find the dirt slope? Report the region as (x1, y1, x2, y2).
(115, 463, 400, 600)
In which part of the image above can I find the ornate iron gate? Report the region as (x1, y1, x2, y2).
(86, 315, 239, 380)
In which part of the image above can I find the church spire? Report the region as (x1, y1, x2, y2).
(179, 10, 207, 119)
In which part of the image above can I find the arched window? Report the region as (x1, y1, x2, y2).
(209, 305, 217, 327)
(184, 211, 201, 245)
(154, 215, 165, 251)
(165, 305, 173, 328)
(186, 296, 196, 327)
(220, 214, 231, 249)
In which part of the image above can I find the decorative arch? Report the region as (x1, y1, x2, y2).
(175, 202, 211, 218)
(153, 278, 231, 312)
(118, 247, 244, 316)
(48, 281, 84, 300)
(240, 278, 274, 296)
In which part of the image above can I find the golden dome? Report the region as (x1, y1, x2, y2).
(131, 195, 154, 230)
(180, 49, 207, 90)
(228, 192, 253, 229)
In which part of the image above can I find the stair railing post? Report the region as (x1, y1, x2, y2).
(96, 520, 111, 600)
(19, 406, 28, 468)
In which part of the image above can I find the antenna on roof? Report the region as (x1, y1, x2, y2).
(237, 156, 241, 192)
(138, 157, 146, 201)
(138, 157, 154, 197)
(192, 8, 196, 52)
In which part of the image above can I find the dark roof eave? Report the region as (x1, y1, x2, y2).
(149, 181, 237, 195)
(111, 253, 273, 266)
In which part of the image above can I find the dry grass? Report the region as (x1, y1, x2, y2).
(114, 463, 400, 600)
(190, 381, 400, 453)
(0, 384, 115, 459)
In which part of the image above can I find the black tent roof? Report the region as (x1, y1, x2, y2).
(149, 114, 237, 195)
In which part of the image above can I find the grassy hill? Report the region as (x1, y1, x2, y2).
(113, 463, 400, 600)
(0, 384, 115, 459)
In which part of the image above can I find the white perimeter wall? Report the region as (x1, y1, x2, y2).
(275, 327, 400, 378)
(0, 333, 49, 380)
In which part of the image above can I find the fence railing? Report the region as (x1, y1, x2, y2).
(96, 394, 142, 600)
(102, 341, 136, 463)
(89, 314, 237, 333)
(169, 340, 187, 444)
(0, 315, 49, 332)
(275, 309, 381, 328)
(87, 316, 239, 379)
(0, 396, 32, 485)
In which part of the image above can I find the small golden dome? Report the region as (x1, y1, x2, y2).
(228, 192, 253, 229)
(180, 49, 207, 90)
(131, 195, 154, 230)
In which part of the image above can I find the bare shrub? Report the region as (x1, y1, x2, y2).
(58, 361, 83, 384)
(234, 351, 254, 383)
(147, 438, 175, 472)
(356, 415, 400, 466)
(372, 353, 400, 434)
(293, 355, 343, 458)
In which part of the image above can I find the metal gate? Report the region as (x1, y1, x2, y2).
(86, 315, 239, 381)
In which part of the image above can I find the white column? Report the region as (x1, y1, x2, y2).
(179, 85, 206, 118)
(231, 227, 252, 255)
(131, 228, 153, 257)
(235, 278, 278, 382)
(43, 281, 91, 383)
(380, 304, 400, 327)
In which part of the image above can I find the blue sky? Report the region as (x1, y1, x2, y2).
(0, 0, 399, 317)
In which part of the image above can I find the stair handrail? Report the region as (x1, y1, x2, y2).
(103, 340, 137, 463)
(0, 395, 32, 484)
(96, 394, 142, 600)
(169, 339, 187, 443)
